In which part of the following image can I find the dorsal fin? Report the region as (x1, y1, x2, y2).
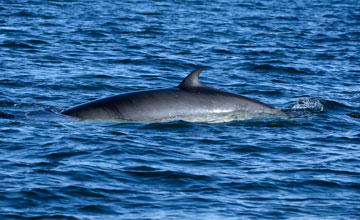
(178, 66, 206, 89)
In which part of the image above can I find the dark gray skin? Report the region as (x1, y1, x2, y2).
(62, 67, 277, 122)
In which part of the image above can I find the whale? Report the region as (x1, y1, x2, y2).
(62, 67, 280, 122)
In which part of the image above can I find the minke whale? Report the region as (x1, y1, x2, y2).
(62, 67, 281, 122)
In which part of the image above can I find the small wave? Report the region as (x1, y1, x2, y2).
(248, 64, 308, 74)
(0, 109, 74, 122)
(0, 100, 18, 107)
(124, 169, 211, 183)
(27, 39, 49, 45)
(45, 150, 88, 162)
(141, 120, 194, 129)
(275, 16, 300, 21)
(1, 214, 79, 220)
(320, 100, 353, 110)
(347, 112, 360, 118)
(315, 53, 336, 59)
(82, 30, 109, 38)
(104, 58, 143, 64)
(14, 10, 36, 17)
(0, 112, 14, 119)
(213, 48, 234, 54)
(79, 205, 117, 214)
(0, 41, 34, 49)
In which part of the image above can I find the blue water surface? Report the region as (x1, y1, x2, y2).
(1, 0, 360, 219)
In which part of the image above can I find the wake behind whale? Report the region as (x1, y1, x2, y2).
(62, 67, 282, 123)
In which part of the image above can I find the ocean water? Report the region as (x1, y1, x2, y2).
(1, 0, 360, 219)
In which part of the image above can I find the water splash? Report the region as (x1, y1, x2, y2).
(291, 99, 325, 112)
